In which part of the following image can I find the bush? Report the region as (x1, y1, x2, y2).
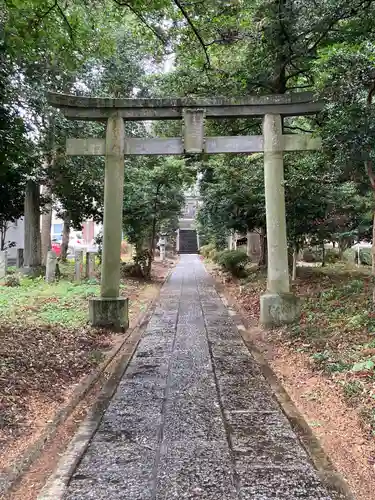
(343, 248, 356, 263)
(200, 243, 215, 259)
(360, 248, 372, 266)
(325, 248, 340, 263)
(343, 247, 372, 266)
(302, 247, 322, 263)
(4, 274, 20, 287)
(216, 249, 248, 277)
(121, 262, 143, 278)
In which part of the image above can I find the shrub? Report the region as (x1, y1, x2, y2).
(4, 274, 20, 287)
(325, 248, 340, 263)
(343, 248, 356, 263)
(302, 247, 322, 263)
(120, 262, 144, 278)
(360, 248, 372, 266)
(200, 243, 215, 259)
(216, 249, 248, 277)
(343, 247, 372, 265)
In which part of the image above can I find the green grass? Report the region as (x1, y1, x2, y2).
(0, 275, 102, 327)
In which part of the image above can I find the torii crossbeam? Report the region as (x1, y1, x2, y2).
(48, 91, 324, 329)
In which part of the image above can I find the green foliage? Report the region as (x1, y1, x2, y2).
(351, 360, 375, 373)
(122, 157, 193, 273)
(359, 248, 372, 266)
(200, 243, 217, 260)
(302, 248, 322, 263)
(343, 248, 372, 266)
(342, 381, 363, 403)
(217, 249, 248, 277)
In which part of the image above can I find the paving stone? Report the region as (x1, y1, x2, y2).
(206, 325, 243, 342)
(65, 442, 155, 500)
(210, 340, 249, 358)
(238, 466, 332, 499)
(218, 376, 279, 412)
(213, 353, 261, 378)
(168, 365, 216, 397)
(226, 410, 296, 446)
(156, 440, 237, 500)
(96, 404, 162, 447)
(163, 396, 225, 441)
(62, 255, 333, 500)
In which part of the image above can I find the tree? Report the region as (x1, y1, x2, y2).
(123, 156, 193, 277)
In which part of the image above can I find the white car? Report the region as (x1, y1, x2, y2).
(68, 236, 98, 256)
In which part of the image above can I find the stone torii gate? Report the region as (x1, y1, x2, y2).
(48, 92, 323, 329)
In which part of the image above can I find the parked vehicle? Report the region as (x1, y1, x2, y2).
(67, 236, 98, 257)
(51, 240, 61, 257)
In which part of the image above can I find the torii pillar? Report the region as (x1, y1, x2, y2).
(260, 114, 299, 326)
(88, 116, 128, 330)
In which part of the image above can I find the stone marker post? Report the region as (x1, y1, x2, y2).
(260, 114, 299, 326)
(45, 250, 57, 283)
(86, 251, 96, 278)
(159, 235, 166, 262)
(0, 251, 7, 279)
(89, 116, 129, 330)
(75, 250, 83, 281)
(16, 248, 24, 269)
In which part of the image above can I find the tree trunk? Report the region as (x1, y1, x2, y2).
(0, 221, 7, 250)
(41, 185, 52, 266)
(246, 230, 251, 258)
(321, 243, 326, 267)
(337, 241, 344, 259)
(292, 246, 297, 281)
(258, 227, 267, 267)
(24, 180, 41, 272)
(61, 215, 70, 262)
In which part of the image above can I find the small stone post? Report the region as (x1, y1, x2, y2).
(228, 233, 233, 250)
(0, 251, 7, 279)
(75, 250, 83, 281)
(86, 251, 96, 278)
(16, 248, 24, 269)
(176, 229, 180, 253)
(45, 250, 57, 283)
(246, 231, 252, 258)
(260, 114, 299, 326)
(159, 235, 166, 262)
(89, 116, 129, 330)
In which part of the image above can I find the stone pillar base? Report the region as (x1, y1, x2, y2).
(260, 292, 300, 327)
(89, 297, 129, 331)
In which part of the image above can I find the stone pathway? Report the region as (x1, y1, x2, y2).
(64, 255, 333, 499)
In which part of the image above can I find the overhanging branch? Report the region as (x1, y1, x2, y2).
(112, 0, 167, 45)
(172, 0, 211, 68)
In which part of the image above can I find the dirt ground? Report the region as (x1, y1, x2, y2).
(208, 260, 375, 500)
(1, 258, 174, 500)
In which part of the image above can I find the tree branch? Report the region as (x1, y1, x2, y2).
(38, 1, 58, 21)
(56, 2, 74, 39)
(172, 0, 211, 68)
(284, 125, 314, 133)
(112, 0, 167, 45)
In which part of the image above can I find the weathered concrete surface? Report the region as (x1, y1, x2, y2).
(260, 292, 300, 327)
(88, 297, 129, 330)
(64, 255, 334, 500)
(101, 115, 125, 299)
(47, 91, 324, 121)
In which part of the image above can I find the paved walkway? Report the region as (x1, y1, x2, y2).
(64, 255, 333, 499)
